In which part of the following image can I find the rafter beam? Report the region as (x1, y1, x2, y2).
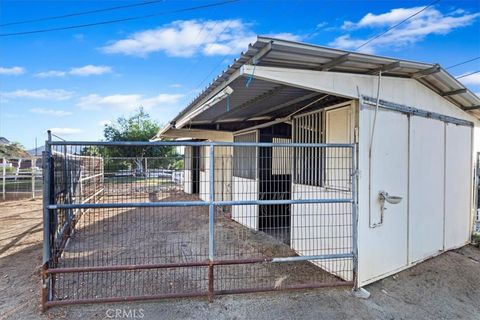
(319, 54, 349, 71)
(462, 105, 480, 111)
(367, 61, 401, 75)
(249, 40, 273, 65)
(248, 92, 323, 119)
(412, 64, 441, 79)
(211, 85, 287, 122)
(441, 88, 467, 97)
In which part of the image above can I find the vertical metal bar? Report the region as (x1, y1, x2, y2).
(31, 157, 36, 200)
(208, 144, 215, 259)
(2, 157, 6, 201)
(351, 144, 359, 289)
(208, 143, 215, 299)
(42, 130, 52, 310)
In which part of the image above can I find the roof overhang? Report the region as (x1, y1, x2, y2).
(156, 37, 480, 138)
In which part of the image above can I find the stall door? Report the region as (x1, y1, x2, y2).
(359, 108, 409, 284)
(408, 117, 444, 263)
(444, 123, 472, 249)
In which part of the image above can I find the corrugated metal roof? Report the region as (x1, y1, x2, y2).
(171, 36, 480, 126)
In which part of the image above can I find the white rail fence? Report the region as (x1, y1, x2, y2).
(1, 156, 43, 201)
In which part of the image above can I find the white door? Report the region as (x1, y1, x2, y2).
(325, 105, 353, 190)
(408, 117, 445, 262)
(359, 108, 409, 285)
(444, 123, 472, 249)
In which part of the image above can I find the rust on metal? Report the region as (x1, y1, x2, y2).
(40, 264, 49, 312)
(208, 261, 214, 302)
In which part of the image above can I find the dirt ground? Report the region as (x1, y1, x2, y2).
(1, 199, 480, 320)
(53, 193, 340, 301)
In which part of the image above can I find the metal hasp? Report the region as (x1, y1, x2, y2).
(378, 191, 403, 227)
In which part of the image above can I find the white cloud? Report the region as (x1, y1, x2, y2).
(2, 89, 73, 100)
(34, 65, 112, 78)
(0, 66, 25, 75)
(30, 108, 72, 117)
(101, 19, 303, 57)
(69, 65, 112, 76)
(49, 127, 83, 135)
(342, 7, 425, 30)
(457, 72, 480, 86)
(330, 6, 480, 53)
(34, 70, 66, 78)
(170, 83, 183, 88)
(77, 93, 184, 111)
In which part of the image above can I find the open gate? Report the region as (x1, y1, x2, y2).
(41, 134, 357, 309)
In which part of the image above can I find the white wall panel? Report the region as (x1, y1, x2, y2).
(445, 124, 472, 249)
(408, 117, 445, 263)
(199, 146, 210, 202)
(232, 176, 258, 230)
(358, 108, 409, 286)
(291, 184, 353, 281)
(325, 105, 353, 190)
(183, 146, 193, 194)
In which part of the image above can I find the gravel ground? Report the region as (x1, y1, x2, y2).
(1, 199, 479, 320)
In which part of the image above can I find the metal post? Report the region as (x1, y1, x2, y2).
(41, 130, 52, 311)
(144, 158, 148, 177)
(31, 157, 36, 200)
(208, 144, 215, 300)
(351, 144, 359, 289)
(208, 144, 216, 260)
(2, 157, 5, 201)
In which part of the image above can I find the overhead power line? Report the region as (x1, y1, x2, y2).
(356, 0, 441, 51)
(0, 0, 165, 27)
(0, 0, 240, 37)
(456, 70, 480, 79)
(445, 57, 480, 70)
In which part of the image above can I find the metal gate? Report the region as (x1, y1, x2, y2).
(41, 134, 358, 309)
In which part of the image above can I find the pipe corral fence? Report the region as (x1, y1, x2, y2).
(1, 156, 43, 201)
(41, 137, 358, 310)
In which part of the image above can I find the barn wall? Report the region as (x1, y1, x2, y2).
(358, 86, 475, 286)
(444, 123, 473, 249)
(183, 146, 193, 194)
(199, 146, 210, 202)
(214, 146, 233, 202)
(198, 146, 233, 202)
(408, 117, 445, 262)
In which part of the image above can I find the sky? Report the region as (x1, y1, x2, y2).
(0, 0, 479, 149)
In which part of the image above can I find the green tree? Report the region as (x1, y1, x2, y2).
(87, 108, 181, 174)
